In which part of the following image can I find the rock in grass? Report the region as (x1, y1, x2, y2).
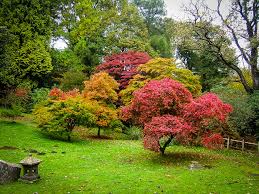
(189, 161, 204, 170)
(0, 160, 21, 184)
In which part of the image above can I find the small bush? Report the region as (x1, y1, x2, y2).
(125, 126, 142, 140)
(59, 70, 87, 91)
(31, 88, 50, 107)
(0, 107, 22, 119)
(212, 86, 259, 140)
(33, 97, 97, 141)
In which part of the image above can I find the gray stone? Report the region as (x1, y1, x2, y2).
(189, 161, 204, 170)
(0, 160, 21, 184)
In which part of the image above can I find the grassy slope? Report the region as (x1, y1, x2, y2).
(0, 119, 258, 194)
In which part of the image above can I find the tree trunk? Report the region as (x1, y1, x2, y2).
(159, 135, 173, 155)
(231, 64, 254, 94)
(251, 46, 259, 90)
(67, 134, 71, 141)
(97, 127, 101, 137)
(251, 67, 259, 90)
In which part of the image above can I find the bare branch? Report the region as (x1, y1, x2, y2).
(217, 0, 251, 65)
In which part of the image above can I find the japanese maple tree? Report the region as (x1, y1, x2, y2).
(35, 90, 96, 141)
(82, 72, 121, 136)
(121, 78, 193, 126)
(180, 93, 233, 146)
(122, 78, 232, 154)
(96, 51, 151, 89)
(82, 72, 119, 105)
(49, 87, 80, 101)
(142, 93, 232, 154)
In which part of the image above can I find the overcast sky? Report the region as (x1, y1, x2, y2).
(164, 0, 229, 20)
(164, 0, 189, 19)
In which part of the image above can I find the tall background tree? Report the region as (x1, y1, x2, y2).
(133, 0, 172, 57)
(169, 21, 233, 91)
(52, 0, 155, 78)
(0, 0, 59, 92)
(184, 0, 258, 94)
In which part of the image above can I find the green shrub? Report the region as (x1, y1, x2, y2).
(33, 97, 97, 141)
(0, 107, 22, 119)
(59, 70, 87, 91)
(31, 88, 50, 107)
(124, 126, 143, 140)
(212, 86, 259, 140)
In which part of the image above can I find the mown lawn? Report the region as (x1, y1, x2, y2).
(0, 119, 259, 194)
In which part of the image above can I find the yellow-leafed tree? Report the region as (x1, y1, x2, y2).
(83, 72, 119, 105)
(120, 58, 202, 105)
(82, 72, 122, 136)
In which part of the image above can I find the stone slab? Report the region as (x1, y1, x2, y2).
(0, 160, 21, 184)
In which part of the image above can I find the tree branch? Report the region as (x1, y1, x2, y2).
(217, 0, 251, 66)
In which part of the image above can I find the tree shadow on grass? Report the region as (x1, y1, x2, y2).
(148, 151, 222, 166)
(35, 131, 85, 144)
(85, 135, 113, 140)
(0, 145, 19, 150)
(0, 120, 23, 126)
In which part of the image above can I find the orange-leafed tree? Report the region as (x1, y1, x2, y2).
(82, 72, 122, 136)
(82, 72, 119, 105)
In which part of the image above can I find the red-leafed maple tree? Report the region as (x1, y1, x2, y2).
(96, 51, 151, 89)
(144, 115, 193, 154)
(121, 78, 193, 126)
(201, 133, 224, 150)
(121, 78, 233, 154)
(180, 93, 233, 147)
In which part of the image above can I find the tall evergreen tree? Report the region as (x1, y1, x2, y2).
(0, 0, 59, 89)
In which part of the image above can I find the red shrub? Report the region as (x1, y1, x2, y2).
(201, 133, 224, 149)
(15, 88, 28, 97)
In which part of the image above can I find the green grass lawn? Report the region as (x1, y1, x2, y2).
(0, 119, 259, 194)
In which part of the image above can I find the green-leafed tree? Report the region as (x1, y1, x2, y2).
(133, 0, 172, 57)
(183, 0, 258, 94)
(0, 26, 13, 97)
(133, 0, 166, 34)
(103, 0, 155, 55)
(169, 21, 233, 91)
(0, 0, 59, 90)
